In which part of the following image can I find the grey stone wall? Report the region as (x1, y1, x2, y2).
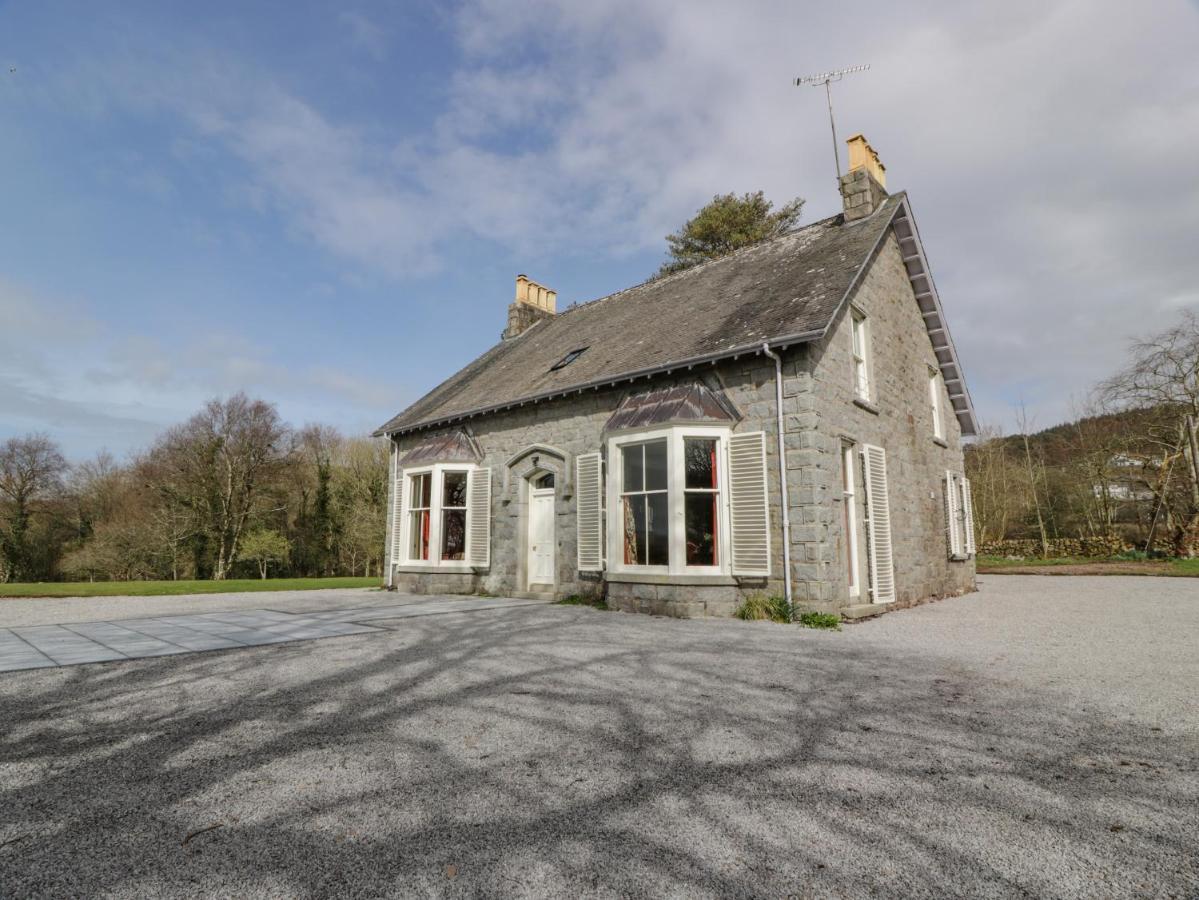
(388, 363, 787, 609)
(790, 230, 977, 609)
(387, 228, 974, 616)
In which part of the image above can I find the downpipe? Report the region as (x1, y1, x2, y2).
(386, 438, 397, 590)
(761, 343, 794, 616)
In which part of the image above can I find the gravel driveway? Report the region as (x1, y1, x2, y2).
(1, 576, 1196, 898)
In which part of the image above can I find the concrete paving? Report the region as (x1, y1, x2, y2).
(0, 595, 546, 671)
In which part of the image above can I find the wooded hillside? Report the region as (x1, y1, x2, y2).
(967, 311, 1199, 557)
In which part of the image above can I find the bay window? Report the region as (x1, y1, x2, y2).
(400, 465, 475, 567)
(607, 427, 729, 575)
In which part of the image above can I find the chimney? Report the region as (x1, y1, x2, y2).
(503, 274, 557, 339)
(838, 134, 888, 222)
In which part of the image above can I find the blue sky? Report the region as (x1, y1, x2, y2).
(2, 1, 1198, 458)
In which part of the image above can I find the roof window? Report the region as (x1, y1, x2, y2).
(549, 347, 588, 371)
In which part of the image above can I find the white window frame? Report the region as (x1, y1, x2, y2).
(851, 309, 871, 402)
(398, 463, 477, 570)
(605, 425, 731, 577)
(842, 442, 861, 598)
(929, 367, 945, 441)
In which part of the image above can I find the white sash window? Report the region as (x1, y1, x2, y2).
(851, 310, 872, 402)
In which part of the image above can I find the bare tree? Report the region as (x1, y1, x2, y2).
(1099, 312, 1199, 552)
(334, 436, 387, 575)
(1015, 403, 1050, 557)
(964, 427, 1016, 546)
(0, 434, 68, 581)
(147, 394, 291, 580)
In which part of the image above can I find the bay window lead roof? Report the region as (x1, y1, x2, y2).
(604, 382, 739, 432)
(398, 430, 482, 466)
(375, 192, 978, 437)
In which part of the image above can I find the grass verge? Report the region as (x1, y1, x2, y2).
(977, 556, 1199, 577)
(0, 576, 383, 599)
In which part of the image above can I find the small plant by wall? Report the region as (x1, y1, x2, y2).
(796, 611, 841, 631)
(734, 594, 792, 623)
(734, 597, 842, 629)
(557, 594, 609, 610)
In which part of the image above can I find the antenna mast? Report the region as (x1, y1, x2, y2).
(794, 64, 870, 183)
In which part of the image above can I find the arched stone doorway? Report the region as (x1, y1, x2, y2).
(505, 445, 569, 594)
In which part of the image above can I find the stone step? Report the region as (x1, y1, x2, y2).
(510, 590, 556, 602)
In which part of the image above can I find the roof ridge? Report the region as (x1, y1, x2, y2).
(554, 210, 846, 319)
(375, 194, 912, 437)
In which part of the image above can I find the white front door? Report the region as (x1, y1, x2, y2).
(528, 489, 555, 586)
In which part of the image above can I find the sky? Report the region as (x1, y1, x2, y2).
(2, 0, 1198, 459)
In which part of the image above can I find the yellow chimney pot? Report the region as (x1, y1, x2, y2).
(513, 274, 556, 313)
(846, 134, 886, 188)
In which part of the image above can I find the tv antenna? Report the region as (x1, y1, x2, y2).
(794, 64, 870, 182)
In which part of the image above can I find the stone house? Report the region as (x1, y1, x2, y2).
(375, 136, 979, 618)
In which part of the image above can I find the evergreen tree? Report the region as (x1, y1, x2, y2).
(658, 191, 804, 276)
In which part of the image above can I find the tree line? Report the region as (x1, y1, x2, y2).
(0, 393, 387, 583)
(966, 311, 1199, 557)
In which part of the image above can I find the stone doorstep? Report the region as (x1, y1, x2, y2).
(840, 601, 895, 621)
(511, 590, 556, 601)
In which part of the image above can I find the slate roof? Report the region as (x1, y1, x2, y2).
(376, 192, 977, 436)
(604, 382, 740, 432)
(398, 430, 482, 466)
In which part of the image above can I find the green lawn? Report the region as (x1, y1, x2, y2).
(978, 555, 1199, 576)
(977, 556, 1097, 569)
(0, 576, 383, 599)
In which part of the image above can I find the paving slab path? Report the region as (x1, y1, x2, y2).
(0, 591, 545, 671)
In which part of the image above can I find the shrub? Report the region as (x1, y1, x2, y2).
(734, 594, 792, 623)
(797, 611, 841, 631)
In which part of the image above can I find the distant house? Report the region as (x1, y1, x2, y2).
(375, 136, 978, 619)
(1093, 454, 1156, 502)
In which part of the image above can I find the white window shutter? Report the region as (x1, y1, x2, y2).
(576, 453, 604, 571)
(862, 444, 895, 604)
(728, 431, 771, 577)
(391, 464, 405, 565)
(944, 471, 962, 558)
(962, 476, 976, 557)
(467, 467, 491, 568)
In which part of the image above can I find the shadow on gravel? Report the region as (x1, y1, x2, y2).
(0, 607, 1196, 898)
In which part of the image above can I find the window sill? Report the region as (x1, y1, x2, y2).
(932, 436, 949, 448)
(948, 554, 971, 563)
(853, 397, 880, 415)
(395, 564, 480, 575)
(606, 572, 737, 586)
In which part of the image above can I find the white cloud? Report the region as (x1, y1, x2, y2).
(0, 280, 398, 458)
(32, 0, 1199, 433)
